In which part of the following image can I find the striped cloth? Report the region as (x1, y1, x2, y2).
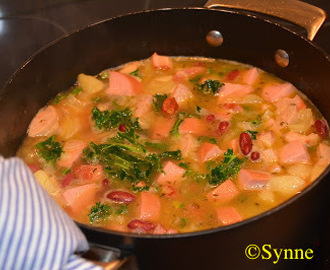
(0, 156, 103, 270)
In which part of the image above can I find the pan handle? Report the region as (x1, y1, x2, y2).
(204, 0, 326, 41)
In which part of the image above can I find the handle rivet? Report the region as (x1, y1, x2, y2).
(206, 30, 223, 47)
(274, 49, 289, 67)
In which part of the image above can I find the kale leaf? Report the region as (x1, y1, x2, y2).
(209, 149, 244, 186)
(88, 202, 111, 223)
(129, 68, 142, 78)
(246, 130, 258, 140)
(53, 87, 82, 104)
(35, 136, 63, 163)
(91, 106, 140, 131)
(153, 94, 168, 112)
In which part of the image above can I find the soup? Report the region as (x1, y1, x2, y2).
(17, 53, 330, 234)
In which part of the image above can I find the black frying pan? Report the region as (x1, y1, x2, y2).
(0, 1, 329, 269)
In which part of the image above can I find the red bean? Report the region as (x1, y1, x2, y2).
(218, 121, 229, 133)
(127, 219, 155, 232)
(206, 114, 215, 121)
(118, 124, 126, 132)
(314, 119, 328, 138)
(250, 151, 260, 161)
(102, 178, 109, 188)
(107, 191, 135, 203)
(239, 132, 253, 155)
(161, 97, 178, 115)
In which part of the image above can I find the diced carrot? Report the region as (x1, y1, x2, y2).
(58, 140, 87, 168)
(199, 142, 223, 162)
(134, 95, 153, 118)
(138, 192, 161, 221)
(292, 95, 306, 110)
(171, 84, 193, 104)
(257, 131, 276, 148)
(73, 164, 104, 182)
(106, 71, 142, 96)
(317, 143, 330, 165)
(284, 131, 320, 146)
(28, 105, 59, 137)
(218, 83, 253, 100)
(155, 161, 186, 185)
(207, 180, 239, 202)
(151, 53, 173, 70)
(238, 169, 270, 190)
(279, 141, 310, 165)
(262, 83, 295, 102)
(179, 118, 210, 136)
(216, 206, 243, 225)
(178, 134, 198, 158)
(63, 184, 96, 214)
(243, 68, 259, 85)
(261, 149, 278, 163)
(150, 118, 175, 139)
(173, 66, 206, 82)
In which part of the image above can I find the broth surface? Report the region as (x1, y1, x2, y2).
(17, 53, 330, 234)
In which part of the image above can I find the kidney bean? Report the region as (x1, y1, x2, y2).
(118, 124, 126, 132)
(127, 219, 156, 232)
(225, 69, 240, 81)
(239, 132, 253, 155)
(314, 119, 328, 138)
(161, 97, 178, 115)
(107, 191, 136, 203)
(218, 121, 230, 133)
(206, 114, 215, 121)
(250, 151, 260, 161)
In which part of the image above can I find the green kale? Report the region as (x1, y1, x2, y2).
(246, 130, 258, 140)
(196, 105, 201, 113)
(114, 205, 128, 215)
(153, 94, 168, 112)
(88, 202, 111, 223)
(129, 68, 142, 78)
(35, 136, 63, 163)
(158, 150, 182, 160)
(91, 97, 104, 103)
(144, 142, 169, 151)
(53, 87, 82, 104)
(197, 136, 217, 145)
(96, 72, 109, 80)
(197, 80, 224, 95)
(251, 115, 262, 125)
(91, 106, 140, 131)
(110, 129, 146, 154)
(63, 168, 71, 175)
(170, 113, 189, 137)
(209, 149, 244, 186)
(189, 75, 202, 84)
(132, 184, 150, 192)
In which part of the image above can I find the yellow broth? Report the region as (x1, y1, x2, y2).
(17, 54, 330, 234)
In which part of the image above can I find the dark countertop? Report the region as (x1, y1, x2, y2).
(0, 1, 329, 269)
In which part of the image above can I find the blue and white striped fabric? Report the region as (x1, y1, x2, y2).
(0, 156, 103, 270)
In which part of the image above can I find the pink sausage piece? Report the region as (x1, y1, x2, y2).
(216, 206, 243, 226)
(279, 140, 310, 165)
(242, 67, 259, 85)
(63, 184, 96, 214)
(218, 83, 253, 100)
(262, 83, 295, 102)
(150, 118, 175, 139)
(57, 140, 87, 168)
(179, 118, 210, 136)
(106, 71, 142, 96)
(28, 105, 59, 137)
(173, 66, 206, 82)
(238, 169, 270, 190)
(199, 142, 223, 163)
(138, 192, 161, 221)
(151, 52, 173, 70)
(156, 161, 186, 185)
(171, 84, 193, 104)
(73, 164, 104, 182)
(207, 180, 239, 202)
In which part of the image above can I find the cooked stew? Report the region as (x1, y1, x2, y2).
(17, 53, 330, 234)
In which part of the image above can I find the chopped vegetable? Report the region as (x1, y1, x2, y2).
(96, 72, 109, 80)
(129, 68, 142, 78)
(196, 105, 202, 113)
(197, 80, 224, 95)
(91, 106, 140, 131)
(170, 113, 189, 137)
(35, 136, 63, 163)
(209, 149, 244, 186)
(198, 136, 217, 145)
(88, 202, 111, 223)
(53, 87, 82, 104)
(153, 94, 168, 112)
(246, 130, 259, 140)
(251, 115, 262, 125)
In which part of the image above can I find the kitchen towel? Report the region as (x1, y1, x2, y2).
(0, 156, 103, 270)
